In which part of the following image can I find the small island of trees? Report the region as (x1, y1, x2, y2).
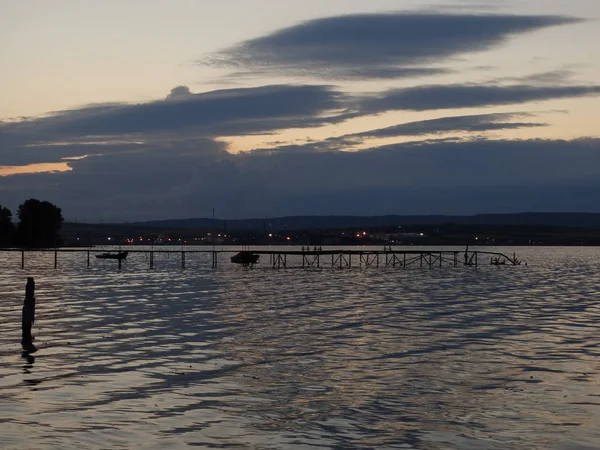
(0, 199, 64, 248)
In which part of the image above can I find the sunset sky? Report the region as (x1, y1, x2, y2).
(1, 0, 599, 221)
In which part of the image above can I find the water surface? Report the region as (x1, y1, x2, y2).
(1, 246, 599, 449)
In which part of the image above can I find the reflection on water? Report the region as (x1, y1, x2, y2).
(1, 247, 600, 449)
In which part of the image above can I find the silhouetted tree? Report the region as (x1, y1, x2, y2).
(16, 199, 64, 248)
(0, 205, 16, 247)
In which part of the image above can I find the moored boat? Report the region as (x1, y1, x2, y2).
(96, 251, 128, 260)
(231, 251, 259, 266)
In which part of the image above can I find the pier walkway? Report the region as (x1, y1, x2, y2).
(0, 247, 522, 270)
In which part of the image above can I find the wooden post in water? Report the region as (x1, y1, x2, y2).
(150, 251, 154, 269)
(21, 250, 25, 269)
(87, 250, 90, 268)
(22, 277, 36, 353)
(54, 248, 58, 269)
(181, 251, 185, 269)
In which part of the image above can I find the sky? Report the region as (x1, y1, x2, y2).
(1, 0, 599, 222)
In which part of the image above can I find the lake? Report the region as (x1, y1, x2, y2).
(1, 246, 599, 449)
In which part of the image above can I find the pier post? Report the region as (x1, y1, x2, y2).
(181, 251, 185, 269)
(22, 277, 36, 353)
(21, 250, 24, 269)
(118, 257, 122, 270)
(54, 248, 58, 269)
(150, 251, 154, 269)
(440, 252, 442, 268)
(87, 250, 90, 268)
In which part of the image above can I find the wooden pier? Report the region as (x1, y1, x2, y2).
(0, 247, 522, 270)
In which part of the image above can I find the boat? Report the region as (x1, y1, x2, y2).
(96, 251, 128, 260)
(231, 251, 259, 266)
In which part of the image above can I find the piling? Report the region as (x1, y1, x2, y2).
(21, 277, 36, 353)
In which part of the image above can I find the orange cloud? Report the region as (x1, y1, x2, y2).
(0, 163, 72, 177)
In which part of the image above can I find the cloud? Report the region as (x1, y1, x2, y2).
(0, 84, 354, 165)
(360, 84, 600, 112)
(205, 13, 581, 79)
(166, 85, 192, 99)
(505, 69, 578, 85)
(345, 113, 547, 139)
(47, 84, 348, 136)
(218, 67, 452, 82)
(3, 137, 600, 221)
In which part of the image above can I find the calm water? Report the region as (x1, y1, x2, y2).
(1, 246, 600, 449)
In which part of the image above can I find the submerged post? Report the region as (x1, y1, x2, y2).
(21, 250, 25, 269)
(54, 248, 58, 269)
(22, 277, 36, 353)
(87, 249, 90, 268)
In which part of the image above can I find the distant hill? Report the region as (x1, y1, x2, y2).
(126, 213, 600, 230)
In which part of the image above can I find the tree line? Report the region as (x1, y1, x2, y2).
(0, 199, 64, 248)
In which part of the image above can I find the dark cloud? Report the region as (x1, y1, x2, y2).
(345, 113, 547, 138)
(206, 13, 581, 79)
(0, 84, 354, 165)
(48, 84, 348, 136)
(3, 137, 600, 221)
(1, 78, 597, 222)
(361, 84, 600, 112)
